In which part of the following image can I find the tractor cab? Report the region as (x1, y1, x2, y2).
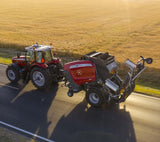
(25, 43, 54, 64)
(12, 43, 55, 67)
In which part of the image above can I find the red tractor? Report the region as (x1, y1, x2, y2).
(6, 43, 63, 89)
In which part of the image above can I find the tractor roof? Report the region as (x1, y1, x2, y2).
(25, 44, 52, 52)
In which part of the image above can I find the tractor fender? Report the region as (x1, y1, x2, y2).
(8, 63, 20, 70)
(30, 63, 48, 70)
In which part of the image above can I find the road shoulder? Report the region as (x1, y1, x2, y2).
(0, 126, 37, 142)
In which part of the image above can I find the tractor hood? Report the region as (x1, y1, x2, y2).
(12, 56, 26, 66)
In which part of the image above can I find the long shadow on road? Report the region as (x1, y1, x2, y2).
(0, 81, 58, 140)
(0, 82, 136, 142)
(50, 99, 137, 142)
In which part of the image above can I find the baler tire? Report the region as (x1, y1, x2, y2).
(86, 88, 104, 107)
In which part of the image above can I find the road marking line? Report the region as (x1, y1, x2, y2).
(0, 121, 55, 142)
(0, 64, 7, 67)
(0, 83, 19, 90)
(133, 93, 160, 100)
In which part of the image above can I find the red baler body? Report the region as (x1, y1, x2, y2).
(64, 60, 96, 85)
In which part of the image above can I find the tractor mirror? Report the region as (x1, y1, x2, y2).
(52, 51, 57, 56)
(145, 58, 153, 64)
(17, 52, 21, 58)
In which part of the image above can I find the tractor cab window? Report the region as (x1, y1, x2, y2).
(36, 51, 43, 63)
(26, 51, 35, 62)
(44, 50, 53, 63)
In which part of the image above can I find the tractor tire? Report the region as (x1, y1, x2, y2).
(30, 67, 51, 90)
(6, 64, 20, 83)
(57, 63, 64, 79)
(86, 88, 104, 107)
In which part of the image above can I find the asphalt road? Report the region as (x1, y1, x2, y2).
(0, 64, 160, 142)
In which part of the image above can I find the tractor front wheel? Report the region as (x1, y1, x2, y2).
(6, 65, 20, 83)
(31, 67, 51, 90)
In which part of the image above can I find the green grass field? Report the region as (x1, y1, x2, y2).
(0, 0, 160, 91)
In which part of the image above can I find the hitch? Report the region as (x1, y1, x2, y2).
(67, 90, 73, 97)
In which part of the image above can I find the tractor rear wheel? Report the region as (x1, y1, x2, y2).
(31, 67, 51, 90)
(6, 64, 20, 83)
(56, 63, 64, 80)
(86, 88, 104, 107)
